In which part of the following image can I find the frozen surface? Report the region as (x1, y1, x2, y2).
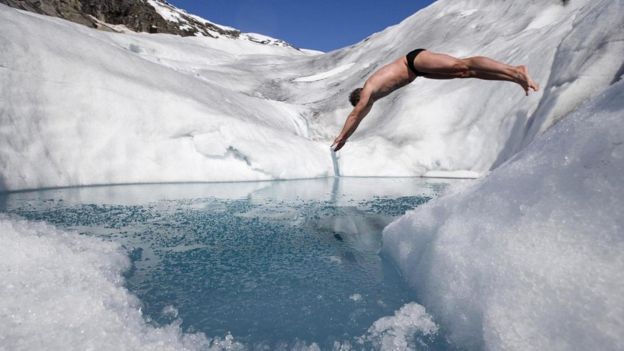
(383, 81, 624, 350)
(1, 0, 623, 190)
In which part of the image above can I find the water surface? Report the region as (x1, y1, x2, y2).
(0, 178, 454, 349)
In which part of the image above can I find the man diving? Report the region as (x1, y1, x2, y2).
(331, 48, 539, 152)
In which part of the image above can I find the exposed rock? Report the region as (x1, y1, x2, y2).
(0, 0, 241, 38)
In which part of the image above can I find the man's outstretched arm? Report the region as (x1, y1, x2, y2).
(331, 90, 374, 152)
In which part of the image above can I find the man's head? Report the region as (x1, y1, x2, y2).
(349, 88, 363, 107)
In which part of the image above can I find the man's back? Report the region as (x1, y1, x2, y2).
(364, 57, 416, 102)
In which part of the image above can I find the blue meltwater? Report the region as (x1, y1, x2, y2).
(0, 178, 456, 350)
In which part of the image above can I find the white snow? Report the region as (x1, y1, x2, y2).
(423, 170, 480, 179)
(525, 4, 566, 30)
(294, 63, 355, 82)
(146, 0, 184, 23)
(383, 80, 624, 350)
(239, 32, 293, 48)
(458, 9, 478, 17)
(0, 5, 326, 192)
(145, 0, 294, 48)
(1, 0, 622, 190)
(300, 48, 325, 56)
(146, 0, 236, 33)
(360, 303, 438, 351)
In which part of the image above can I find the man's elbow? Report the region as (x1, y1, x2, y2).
(359, 93, 374, 107)
(357, 98, 374, 116)
(354, 100, 372, 114)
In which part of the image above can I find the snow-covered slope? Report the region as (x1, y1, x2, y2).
(0, 0, 622, 191)
(313, 0, 623, 176)
(146, 0, 239, 35)
(144, 0, 294, 48)
(0, 4, 328, 192)
(383, 79, 624, 351)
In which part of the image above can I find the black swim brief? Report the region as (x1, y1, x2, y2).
(406, 48, 427, 77)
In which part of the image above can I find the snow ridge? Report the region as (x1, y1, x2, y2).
(144, 0, 295, 48)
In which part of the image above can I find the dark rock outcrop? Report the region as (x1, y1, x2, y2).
(0, 0, 241, 38)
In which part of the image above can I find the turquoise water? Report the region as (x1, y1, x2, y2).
(0, 178, 453, 349)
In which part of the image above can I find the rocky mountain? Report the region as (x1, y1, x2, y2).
(0, 0, 294, 47)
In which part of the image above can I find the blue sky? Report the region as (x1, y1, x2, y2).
(167, 0, 435, 52)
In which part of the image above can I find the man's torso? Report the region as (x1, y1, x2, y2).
(366, 56, 417, 101)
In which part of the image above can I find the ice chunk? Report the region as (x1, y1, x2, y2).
(383, 81, 624, 350)
(0, 215, 244, 351)
(360, 303, 438, 351)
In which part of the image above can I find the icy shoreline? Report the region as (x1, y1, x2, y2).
(0, 215, 229, 350)
(0, 174, 478, 196)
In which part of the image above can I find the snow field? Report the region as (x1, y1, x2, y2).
(0, 6, 330, 191)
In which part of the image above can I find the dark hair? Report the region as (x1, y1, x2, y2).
(349, 88, 363, 107)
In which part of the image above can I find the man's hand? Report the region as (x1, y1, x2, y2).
(331, 137, 346, 152)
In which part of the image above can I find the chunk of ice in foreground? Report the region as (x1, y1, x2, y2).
(0, 215, 243, 351)
(383, 81, 624, 350)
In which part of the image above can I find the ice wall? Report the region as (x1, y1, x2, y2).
(383, 81, 624, 350)
(0, 0, 623, 190)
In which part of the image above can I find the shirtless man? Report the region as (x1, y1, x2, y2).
(331, 49, 539, 152)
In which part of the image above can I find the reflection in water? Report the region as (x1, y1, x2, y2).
(0, 178, 455, 349)
(0, 177, 447, 208)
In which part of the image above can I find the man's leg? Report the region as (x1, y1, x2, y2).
(425, 70, 521, 82)
(413, 51, 538, 94)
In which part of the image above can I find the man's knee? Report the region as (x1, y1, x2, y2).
(453, 59, 470, 74)
(451, 69, 475, 79)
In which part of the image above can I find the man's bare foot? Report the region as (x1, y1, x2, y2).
(516, 65, 539, 96)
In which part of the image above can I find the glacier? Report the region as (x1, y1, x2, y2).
(1, 0, 623, 190)
(1, 0, 623, 350)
